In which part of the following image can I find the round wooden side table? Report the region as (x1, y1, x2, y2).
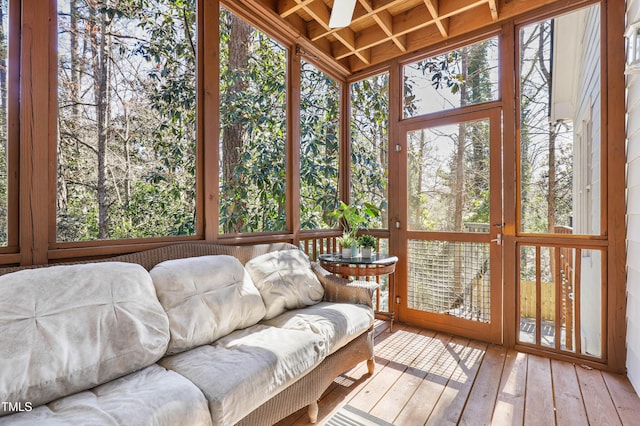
(319, 252, 398, 330)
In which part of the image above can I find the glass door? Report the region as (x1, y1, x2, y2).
(396, 108, 503, 343)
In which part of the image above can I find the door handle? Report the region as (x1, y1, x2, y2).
(491, 233, 502, 246)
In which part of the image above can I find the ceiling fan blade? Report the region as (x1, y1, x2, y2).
(329, 0, 357, 28)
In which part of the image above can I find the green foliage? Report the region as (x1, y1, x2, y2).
(405, 40, 495, 232)
(357, 234, 377, 249)
(218, 9, 287, 234)
(337, 232, 357, 248)
(299, 61, 340, 230)
(56, 0, 197, 241)
(350, 73, 389, 228)
(329, 201, 380, 238)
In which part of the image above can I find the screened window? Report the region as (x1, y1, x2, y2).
(408, 120, 491, 232)
(219, 7, 287, 234)
(300, 61, 340, 230)
(403, 37, 499, 118)
(350, 72, 389, 229)
(518, 4, 601, 235)
(56, 0, 197, 241)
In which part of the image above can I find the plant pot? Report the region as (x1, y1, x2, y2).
(361, 247, 373, 257)
(342, 247, 353, 258)
(351, 245, 359, 257)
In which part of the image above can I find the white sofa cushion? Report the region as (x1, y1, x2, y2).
(150, 255, 266, 354)
(160, 325, 325, 425)
(244, 249, 324, 319)
(0, 262, 169, 416)
(0, 364, 212, 426)
(262, 301, 374, 354)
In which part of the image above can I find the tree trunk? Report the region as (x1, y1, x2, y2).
(378, 111, 388, 227)
(536, 21, 560, 289)
(221, 14, 251, 233)
(90, 2, 111, 239)
(414, 130, 426, 228)
(548, 123, 557, 233)
(538, 22, 556, 234)
(57, 0, 79, 215)
(70, 0, 79, 123)
(452, 48, 469, 297)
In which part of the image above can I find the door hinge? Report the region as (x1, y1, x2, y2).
(396, 296, 401, 304)
(395, 220, 401, 229)
(395, 144, 402, 153)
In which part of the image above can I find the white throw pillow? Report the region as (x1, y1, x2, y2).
(244, 249, 324, 319)
(150, 255, 266, 354)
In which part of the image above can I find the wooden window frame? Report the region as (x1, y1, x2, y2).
(13, 0, 627, 373)
(0, 0, 20, 263)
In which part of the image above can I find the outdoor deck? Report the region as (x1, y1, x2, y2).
(277, 321, 640, 426)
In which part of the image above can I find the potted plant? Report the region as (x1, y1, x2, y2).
(330, 201, 380, 238)
(357, 234, 377, 257)
(337, 232, 358, 258)
(331, 201, 380, 258)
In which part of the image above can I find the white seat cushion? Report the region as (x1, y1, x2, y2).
(160, 325, 325, 425)
(150, 255, 266, 354)
(0, 262, 169, 416)
(0, 365, 212, 426)
(244, 249, 324, 319)
(262, 301, 374, 354)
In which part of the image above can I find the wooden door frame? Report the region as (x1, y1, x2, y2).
(392, 107, 503, 344)
(504, 0, 626, 372)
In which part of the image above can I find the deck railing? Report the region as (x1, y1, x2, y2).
(554, 226, 575, 351)
(299, 231, 341, 262)
(519, 226, 580, 353)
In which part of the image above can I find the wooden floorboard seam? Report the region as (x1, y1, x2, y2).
(392, 333, 457, 425)
(491, 350, 528, 425)
(458, 344, 508, 426)
(368, 331, 446, 423)
(279, 325, 640, 426)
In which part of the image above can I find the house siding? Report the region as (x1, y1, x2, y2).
(627, 0, 640, 394)
(563, 4, 603, 357)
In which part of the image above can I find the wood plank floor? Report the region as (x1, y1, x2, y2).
(276, 321, 640, 426)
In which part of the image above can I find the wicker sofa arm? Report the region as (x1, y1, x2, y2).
(311, 262, 379, 308)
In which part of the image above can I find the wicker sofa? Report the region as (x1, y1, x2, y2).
(0, 243, 377, 425)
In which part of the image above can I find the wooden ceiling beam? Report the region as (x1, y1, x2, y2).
(350, 3, 492, 72)
(373, 10, 407, 52)
(244, 0, 567, 73)
(358, 0, 374, 12)
(300, 0, 367, 64)
(439, 0, 490, 18)
(355, 48, 371, 65)
(348, 47, 375, 69)
(311, 35, 332, 56)
(307, 0, 488, 65)
(278, 0, 312, 18)
(284, 11, 308, 36)
(302, 0, 331, 29)
(334, 28, 357, 51)
(423, 0, 449, 37)
(394, 3, 438, 36)
(333, 3, 439, 60)
(308, 0, 408, 41)
(487, 0, 498, 20)
(233, 0, 351, 76)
